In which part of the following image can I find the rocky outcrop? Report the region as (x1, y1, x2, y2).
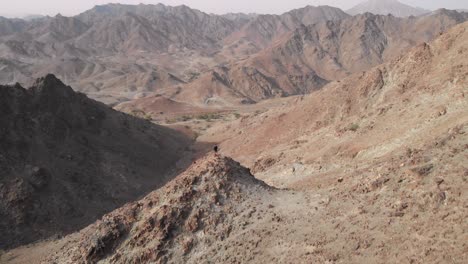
(44, 154, 272, 263)
(0, 74, 192, 248)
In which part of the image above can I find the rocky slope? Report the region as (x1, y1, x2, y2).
(0, 75, 192, 248)
(1, 4, 466, 106)
(2, 18, 467, 264)
(0, 17, 27, 36)
(0, 4, 242, 104)
(75, 4, 241, 53)
(347, 0, 428, 17)
(191, 21, 468, 263)
(209, 21, 468, 174)
(154, 10, 467, 106)
(264, 9, 468, 80)
(43, 154, 276, 263)
(38, 143, 468, 264)
(222, 5, 349, 56)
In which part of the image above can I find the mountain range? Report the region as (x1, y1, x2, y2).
(1, 1, 467, 263)
(0, 2, 466, 106)
(126, 9, 468, 106)
(35, 21, 468, 264)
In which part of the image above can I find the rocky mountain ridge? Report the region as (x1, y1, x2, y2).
(149, 10, 468, 106)
(0, 74, 192, 248)
(2, 3, 466, 105)
(44, 153, 275, 263)
(28, 22, 468, 263)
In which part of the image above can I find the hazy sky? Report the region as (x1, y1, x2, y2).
(1, 0, 467, 17)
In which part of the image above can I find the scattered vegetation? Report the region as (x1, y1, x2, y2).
(188, 71, 200, 81)
(144, 114, 153, 122)
(130, 109, 153, 122)
(196, 113, 223, 121)
(165, 118, 178, 124)
(348, 123, 360, 132)
(165, 112, 224, 124)
(192, 131, 200, 140)
(180, 115, 192, 122)
(252, 109, 268, 117)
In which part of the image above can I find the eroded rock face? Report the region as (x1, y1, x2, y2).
(0, 74, 192, 249)
(2, 4, 466, 106)
(163, 11, 468, 106)
(44, 154, 273, 264)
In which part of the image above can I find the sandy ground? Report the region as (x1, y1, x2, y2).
(0, 238, 72, 264)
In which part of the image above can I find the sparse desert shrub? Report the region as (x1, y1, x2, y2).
(233, 112, 242, 119)
(196, 113, 222, 121)
(130, 109, 142, 117)
(181, 115, 192, 122)
(165, 115, 193, 124)
(188, 72, 200, 80)
(165, 113, 224, 124)
(192, 131, 200, 140)
(144, 113, 153, 122)
(130, 109, 152, 121)
(349, 123, 360, 132)
(166, 118, 177, 124)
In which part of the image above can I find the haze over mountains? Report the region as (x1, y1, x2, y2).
(159, 9, 467, 106)
(0, 1, 466, 106)
(347, 0, 428, 17)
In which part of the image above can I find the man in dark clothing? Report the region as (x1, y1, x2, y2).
(213, 145, 219, 153)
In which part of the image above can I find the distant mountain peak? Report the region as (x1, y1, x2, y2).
(347, 0, 429, 17)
